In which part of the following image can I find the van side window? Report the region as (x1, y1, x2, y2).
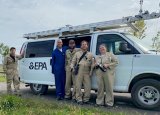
(26, 40, 55, 58)
(20, 43, 27, 56)
(62, 36, 91, 51)
(96, 34, 139, 55)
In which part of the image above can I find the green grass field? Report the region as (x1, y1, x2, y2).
(0, 76, 6, 82)
(0, 95, 127, 115)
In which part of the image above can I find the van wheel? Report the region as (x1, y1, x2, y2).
(131, 79, 160, 109)
(30, 84, 48, 95)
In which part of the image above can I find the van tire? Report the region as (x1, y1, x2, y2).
(30, 84, 48, 95)
(131, 79, 160, 109)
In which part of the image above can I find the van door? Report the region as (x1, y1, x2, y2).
(92, 33, 140, 92)
(19, 40, 55, 85)
(19, 42, 27, 79)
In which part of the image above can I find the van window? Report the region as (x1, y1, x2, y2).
(96, 34, 139, 55)
(20, 43, 27, 55)
(26, 40, 55, 58)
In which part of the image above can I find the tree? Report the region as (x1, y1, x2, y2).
(0, 43, 9, 57)
(152, 31, 160, 51)
(128, 20, 147, 39)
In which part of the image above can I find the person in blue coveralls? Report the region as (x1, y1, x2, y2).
(52, 39, 66, 100)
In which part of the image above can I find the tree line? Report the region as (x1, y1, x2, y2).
(0, 43, 9, 57)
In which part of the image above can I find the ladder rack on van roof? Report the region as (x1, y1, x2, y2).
(23, 11, 160, 39)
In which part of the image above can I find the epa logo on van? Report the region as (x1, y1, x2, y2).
(29, 62, 47, 70)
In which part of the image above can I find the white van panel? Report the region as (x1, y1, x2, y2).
(114, 55, 133, 92)
(131, 54, 160, 81)
(19, 57, 55, 85)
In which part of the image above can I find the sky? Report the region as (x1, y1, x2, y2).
(0, 0, 160, 59)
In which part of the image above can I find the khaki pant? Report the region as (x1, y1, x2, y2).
(96, 69, 115, 106)
(65, 68, 76, 99)
(75, 71, 91, 102)
(6, 69, 20, 94)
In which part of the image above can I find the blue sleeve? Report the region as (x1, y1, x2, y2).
(52, 51, 55, 74)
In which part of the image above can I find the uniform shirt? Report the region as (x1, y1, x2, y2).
(96, 52, 118, 70)
(65, 48, 80, 69)
(3, 54, 23, 73)
(71, 50, 94, 73)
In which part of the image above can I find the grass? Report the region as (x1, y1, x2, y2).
(0, 76, 6, 82)
(0, 95, 127, 115)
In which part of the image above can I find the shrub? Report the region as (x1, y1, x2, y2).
(0, 95, 23, 111)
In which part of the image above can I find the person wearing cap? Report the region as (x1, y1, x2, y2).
(65, 39, 80, 100)
(94, 44, 118, 107)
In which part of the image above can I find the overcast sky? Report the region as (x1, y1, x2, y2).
(0, 0, 160, 52)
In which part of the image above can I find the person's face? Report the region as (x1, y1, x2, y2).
(81, 42, 88, 50)
(69, 42, 75, 49)
(57, 40, 63, 48)
(122, 43, 128, 49)
(99, 45, 107, 54)
(10, 49, 16, 56)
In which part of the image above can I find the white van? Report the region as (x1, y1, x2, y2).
(19, 31, 160, 109)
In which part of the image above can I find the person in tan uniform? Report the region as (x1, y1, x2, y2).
(95, 44, 118, 107)
(3, 47, 23, 95)
(65, 39, 80, 100)
(71, 40, 94, 105)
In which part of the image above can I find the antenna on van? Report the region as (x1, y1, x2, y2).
(159, 3, 160, 13)
(139, 0, 143, 15)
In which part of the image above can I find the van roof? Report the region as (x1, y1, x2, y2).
(24, 37, 58, 43)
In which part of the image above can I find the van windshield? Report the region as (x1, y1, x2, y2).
(123, 34, 151, 54)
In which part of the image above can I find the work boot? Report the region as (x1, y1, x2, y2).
(64, 96, 72, 100)
(14, 90, 22, 96)
(77, 101, 83, 105)
(7, 90, 13, 95)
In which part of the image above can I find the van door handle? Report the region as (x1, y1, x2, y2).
(134, 55, 140, 57)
